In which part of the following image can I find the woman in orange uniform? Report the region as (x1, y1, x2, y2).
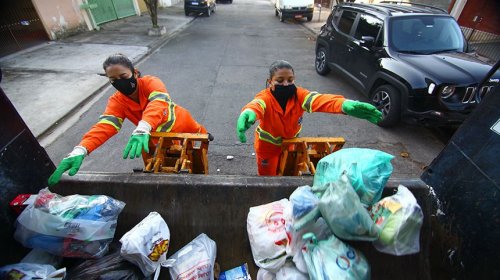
(236, 60, 382, 176)
(48, 53, 207, 185)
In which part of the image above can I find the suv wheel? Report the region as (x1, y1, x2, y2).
(371, 85, 401, 127)
(315, 47, 330, 75)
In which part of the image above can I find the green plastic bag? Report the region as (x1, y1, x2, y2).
(302, 233, 370, 280)
(318, 174, 380, 241)
(313, 148, 394, 206)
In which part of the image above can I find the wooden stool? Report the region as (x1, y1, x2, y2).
(144, 132, 210, 174)
(278, 137, 345, 176)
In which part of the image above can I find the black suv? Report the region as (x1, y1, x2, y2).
(315, 1, 500, 127)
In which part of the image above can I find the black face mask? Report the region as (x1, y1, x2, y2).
(271, 84, 297, 112)
(111, 76, 137, 96)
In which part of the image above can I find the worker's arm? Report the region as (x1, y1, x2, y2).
(237, 91, 268, 143)
(299, 88, 381, 124)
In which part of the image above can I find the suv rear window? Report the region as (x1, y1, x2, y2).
(338, 10, 357, 35)
(354, 14, 382, 41)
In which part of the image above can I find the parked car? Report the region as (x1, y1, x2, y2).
(185, 0, 216, 17)
(315, 1, 500, 127)
(275, 0, 314, 22)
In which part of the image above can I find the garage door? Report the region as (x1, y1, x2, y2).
(87, 0, 136, 25)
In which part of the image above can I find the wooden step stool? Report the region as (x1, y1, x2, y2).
(144, 132, 210, 174)
(278, 137, 345, 176)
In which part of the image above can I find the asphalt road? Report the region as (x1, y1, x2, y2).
(46, 0, 445, 178)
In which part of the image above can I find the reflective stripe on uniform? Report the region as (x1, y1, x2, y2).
(251, 98, 266, 112)
(148, 91, 171, 103)
(156, 101, 177, 132)
(256, 126, 282, 146)
(302, 91, 320, 113)
(294, 125, 302, 137)
(98, 115, 123, 131)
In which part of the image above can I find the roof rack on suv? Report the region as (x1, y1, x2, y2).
(379, 1, 448, 14)
(342, 2, 393, 16)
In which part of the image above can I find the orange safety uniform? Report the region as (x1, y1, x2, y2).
(79, 75, 206, 155)
(242, 86, 346, 175)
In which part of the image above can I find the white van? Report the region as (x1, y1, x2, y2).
(275, 0, 314, 22)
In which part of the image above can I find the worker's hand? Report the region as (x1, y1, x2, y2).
(123, 121, 151, 159)
(236, 110, 257, 143)
(48, 146, 86, 186)
(342, 100, 382, 124)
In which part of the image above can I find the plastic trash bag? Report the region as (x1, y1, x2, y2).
(318, 175, 379, 241)
(163, 233, 217, 280)
(370, 185, 424, 255)
(275, 262, 308, 280)
(66, 250, 144, 280)
(247, 199, 290, 272)
(21, 248, 62, 268)
(14, 188, 125, 258)
(289, 186, 321, 231)
(0, 263, 66, 280)
(120, 212, 170, 276)
(257, 268, 275, 280)
(313, 148, 394, 206)
(219, 263, 251, 280)
(302, 233, 370, 280)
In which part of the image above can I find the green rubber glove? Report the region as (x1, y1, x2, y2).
(48, 146, 86, 186)
(342, 100, 383, 124)
(236, 110, 257, 143)
(123, 120, 151, 159)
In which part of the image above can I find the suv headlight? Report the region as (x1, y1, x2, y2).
(307, 4, 314, 8)
(440, 85, 456, 98)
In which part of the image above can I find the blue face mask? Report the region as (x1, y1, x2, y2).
(271, 84, 297, 112)
(111, 76, 137, 96)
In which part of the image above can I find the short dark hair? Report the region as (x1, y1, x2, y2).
(269, 60, 294, 79)
(103, 53, 134, 73)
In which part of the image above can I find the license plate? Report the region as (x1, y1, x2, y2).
(295, 15, 303, 18)
(192, 2, 199, 5)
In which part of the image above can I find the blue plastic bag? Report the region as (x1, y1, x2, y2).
(313, 148, 394, 206)
(302, 233, 370, 280)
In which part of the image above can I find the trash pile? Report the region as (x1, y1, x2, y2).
(248, 148, 424, 279)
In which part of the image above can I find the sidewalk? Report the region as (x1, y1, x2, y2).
(0, 2, 193, 141)
(302, 5, 331, 35)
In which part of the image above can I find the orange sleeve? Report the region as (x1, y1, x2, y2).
(241, 90, 268, 120)
(141, 77, 171, 130)
(297, 87, 346, 114)
(79, 95, 126, 154)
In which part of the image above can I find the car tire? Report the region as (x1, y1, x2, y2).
(315, 47, 330, 75)
(279, 12, 284, 22)
(307, 15, 312, 21)
(371, 85, 401, 127)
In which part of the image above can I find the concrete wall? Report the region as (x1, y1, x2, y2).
(32, 0, 89, 40)
(159, 0, 182, 7)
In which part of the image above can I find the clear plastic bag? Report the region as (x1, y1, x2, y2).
(247, 199, 290, 272)
(289, 186, 321, 231)
(14, 188, 125, 258)
(163, 233, 217, 280)
(275, 262, 308, 280)
(370, 185, 424, 255)
(21, 248, 62, 268)
(66, 250, 144, 280)
(318, 175, 379, 241)
(313, 148, 394, 206)
(257, 268, 275, 280)
(120, 212, 170, 276)
(302, 233, 370, 280)
(0, 263, 66, 280)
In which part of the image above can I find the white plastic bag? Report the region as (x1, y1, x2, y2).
(302, 233, 370, 280)
(289, 186, 321, 231)
(275, 262, 309, 280)
(14, 188, 125, 258)
(120, 212, 170, 276)
(164, 233, 217, 280)
(247, 199, 290, 272)
(370, 185, 424, 255)
(318, 175, 379, 241)
(257, 268, 275, 280)
(0, 263, 66, 280)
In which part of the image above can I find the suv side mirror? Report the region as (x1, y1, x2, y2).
(360, 36, 375, 48)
